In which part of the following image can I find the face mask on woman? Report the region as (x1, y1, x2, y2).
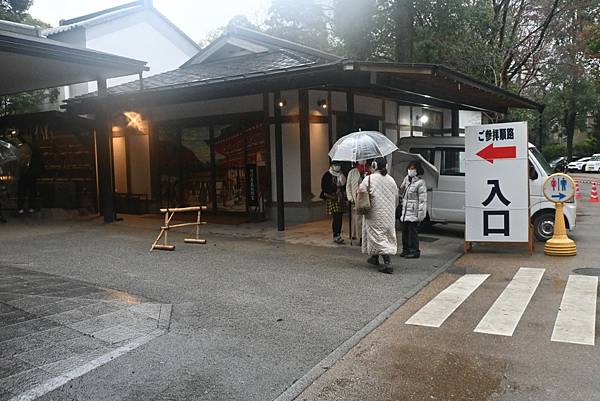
(407, 169, 417, 178)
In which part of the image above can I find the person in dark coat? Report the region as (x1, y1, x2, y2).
(321, 160, 346, 244)
(17, 138, 44, 214)
(0, 166, 6, 223)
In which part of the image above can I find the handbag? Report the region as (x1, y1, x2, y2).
(355, 175, 371, 215)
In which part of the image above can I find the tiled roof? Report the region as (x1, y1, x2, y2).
(43, 4, 142, 36)
(98, 48, 337, 96)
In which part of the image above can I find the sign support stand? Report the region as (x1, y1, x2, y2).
(542, 173, 576, 256)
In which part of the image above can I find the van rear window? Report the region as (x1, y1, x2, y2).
(440, 149, 465, 176)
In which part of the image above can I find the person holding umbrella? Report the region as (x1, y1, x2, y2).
(328, 131, 399, 264)
(321, 160, 347, 244)
(360, 157, 398, 274)
(346, 160, 366, 245)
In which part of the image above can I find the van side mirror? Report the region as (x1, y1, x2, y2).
(529, 164, 538, 180)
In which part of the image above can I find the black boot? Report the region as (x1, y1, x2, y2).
(378, 255, 393, 274)
(404, 251, 420, 259)
(0, 215, 6, 224)
(367, 255, 380, 266)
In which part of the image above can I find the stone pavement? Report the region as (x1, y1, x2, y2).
(0, 212, 463, 400)
(297, 180, 600, 401)
(0, 265, 171, 401)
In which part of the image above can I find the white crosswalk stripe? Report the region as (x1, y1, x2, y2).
(406, 274, 490, 328)
(473, 267, 544, 336)
(551, 275, 598, 346)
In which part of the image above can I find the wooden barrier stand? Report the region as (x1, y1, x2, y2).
(150, 206, 208, 251)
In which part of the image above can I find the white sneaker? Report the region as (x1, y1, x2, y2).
(28, 208, 35, 213)
(17, 209, 24, 215)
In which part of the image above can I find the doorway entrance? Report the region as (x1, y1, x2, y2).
(156, 117, 267, 216)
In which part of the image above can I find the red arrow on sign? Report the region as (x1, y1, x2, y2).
(476, 143, 517, 164)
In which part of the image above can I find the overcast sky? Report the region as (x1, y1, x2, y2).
(29, 0, 272, 43)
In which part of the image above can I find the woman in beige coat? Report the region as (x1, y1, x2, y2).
(360, 157, 399, 274)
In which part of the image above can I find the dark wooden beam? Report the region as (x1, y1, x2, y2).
(274, 91, 285, 231)
(95, 78, 115, 223)
(451, 108, 460, 137)
(209, 123, 217, 212)
(298, 89, 312, 202)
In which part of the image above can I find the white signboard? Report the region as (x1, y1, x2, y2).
(465, 122, 529, 242)
(543, 173, 575, 203)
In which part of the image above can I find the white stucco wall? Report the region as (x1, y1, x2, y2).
(331, 91, 346, 112)
(62, 9, 198, 94)
(309, 90, 328, 117)
(270, 123, 302, 203)
(128, 134, 151, 196)
(309, 123, 329, 201)
(355, 95, 382, 117)
(459, 110, 482, 128)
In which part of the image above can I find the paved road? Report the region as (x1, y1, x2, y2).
(299, 179, 600, 401)
(0, 216, 462, 400)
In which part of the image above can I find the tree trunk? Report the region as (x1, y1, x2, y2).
(394, 0, 414, 63)
(565, 97, 576, 161)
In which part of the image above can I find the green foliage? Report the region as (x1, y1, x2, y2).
(264, 0, 330, 50)
(0, 0, 33, 22)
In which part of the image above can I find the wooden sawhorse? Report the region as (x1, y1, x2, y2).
(150, 206, 207, 251)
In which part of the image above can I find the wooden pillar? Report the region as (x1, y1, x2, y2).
(347, 89, 355, 132)
(299, 89, 312, 202)
(263, 93, 273, 207)
(538, 106, 545, 151)
(451, 107, 460, 137)
(95, 78, 114, 223)
(209, 123, 217, 212)
(326, 91, 333, 148)
(148, 118, 161, 209)
(274, 91, 285, 231)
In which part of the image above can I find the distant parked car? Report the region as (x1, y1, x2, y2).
(549, 156, 566, 170)
(585, 155, 600, 172)
(568, 156, 592, 172)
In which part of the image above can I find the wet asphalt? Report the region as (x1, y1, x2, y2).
(0, 212, 462, 400)
(299, 175, 600, 401)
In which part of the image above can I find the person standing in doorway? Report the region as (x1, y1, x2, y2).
(346, 160, 366, 245)
(0, 166, 6, 223)
(399, 161, 427, 259)
(17, 137, 43, 215)
(361, 157, 398, 274)
(321, 160, 346, 244)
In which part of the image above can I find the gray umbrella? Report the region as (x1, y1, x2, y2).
(391, 150, 439, 188)
(0, 140, 18, 166)
(328, 131, 398, 162)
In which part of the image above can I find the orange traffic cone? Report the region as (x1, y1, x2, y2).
(575, 181, 582, 199)
(589, 182, 599, 203)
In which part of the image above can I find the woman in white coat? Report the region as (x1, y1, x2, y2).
(360, 157, 399, 274)
(399, 161, 427, 258)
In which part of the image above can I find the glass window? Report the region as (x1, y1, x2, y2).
(440, 148, 465, 176)
(529, 146, 553, 176)
(422, 109, 443, 136)
(181, 126, 212, 209)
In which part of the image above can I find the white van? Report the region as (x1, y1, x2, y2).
(391, 136, 576, 242)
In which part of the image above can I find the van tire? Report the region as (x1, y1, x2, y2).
(533, 211, 555, 242)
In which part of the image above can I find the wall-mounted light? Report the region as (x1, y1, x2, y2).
(277, 99, 287, 108)
(417, 114, 429, 124)
(317, 99, 328, 110)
